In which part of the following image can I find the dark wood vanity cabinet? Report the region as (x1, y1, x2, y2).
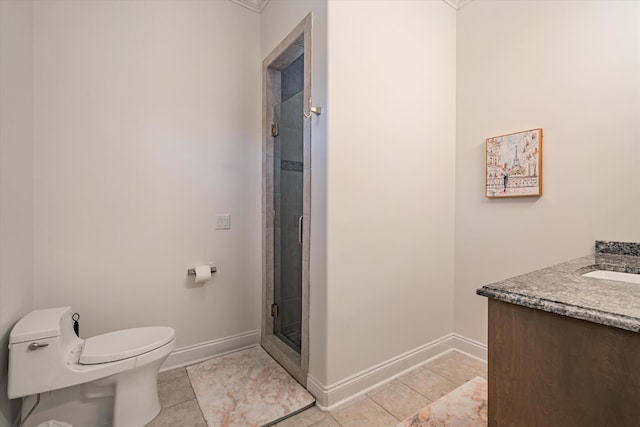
(488, 299, 640, 426)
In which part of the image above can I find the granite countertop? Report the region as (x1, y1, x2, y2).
(477, 240, 640, 333)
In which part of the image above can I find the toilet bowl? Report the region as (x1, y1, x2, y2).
(8, 307, 176, 427)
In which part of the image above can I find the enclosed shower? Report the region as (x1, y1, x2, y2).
(272, 65, 304, 353)
(261, 14, 312, 387)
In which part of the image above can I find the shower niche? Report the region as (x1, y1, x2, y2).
(262, 14, 311, 386)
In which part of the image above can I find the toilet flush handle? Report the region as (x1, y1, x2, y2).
(27, 342, 49, 351)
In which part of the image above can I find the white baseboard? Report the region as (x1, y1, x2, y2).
(451, 333, 487, 362)
(307, 333, 487, 409)
(160, 330, 261, 371)
(307, 334, 453, 409)
(159, 331, 487, 410)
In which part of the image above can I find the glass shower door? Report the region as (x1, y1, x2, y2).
(272, 90, 304, 354)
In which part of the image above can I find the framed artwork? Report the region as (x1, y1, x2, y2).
(485, 128, 542, 198)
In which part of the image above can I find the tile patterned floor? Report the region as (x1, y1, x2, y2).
(397, 376, 487, 427)
(146, 349, 487, 427)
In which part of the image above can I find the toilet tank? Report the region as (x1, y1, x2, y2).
(8, 307, 83, 399)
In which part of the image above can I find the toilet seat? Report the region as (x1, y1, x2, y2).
(80, 326, 175, 365)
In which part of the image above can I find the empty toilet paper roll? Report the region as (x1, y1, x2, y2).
(194, 265, 212, 284)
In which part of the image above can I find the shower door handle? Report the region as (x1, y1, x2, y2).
(298, 215, 303, 246)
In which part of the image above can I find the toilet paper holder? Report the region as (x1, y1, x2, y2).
(187, 266, 217, 276)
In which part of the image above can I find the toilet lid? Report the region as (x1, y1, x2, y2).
(80, 326, 175, 365)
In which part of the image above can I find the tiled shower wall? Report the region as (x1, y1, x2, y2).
(281, 55, 304, 103)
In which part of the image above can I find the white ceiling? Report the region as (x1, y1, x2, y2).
(229, 0, 475, 14)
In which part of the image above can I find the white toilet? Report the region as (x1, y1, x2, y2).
(8, 307, 176, 427)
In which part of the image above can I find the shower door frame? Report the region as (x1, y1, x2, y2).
(261, 14, 312, 387)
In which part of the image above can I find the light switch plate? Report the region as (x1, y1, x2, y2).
(216, 214, 231, 230)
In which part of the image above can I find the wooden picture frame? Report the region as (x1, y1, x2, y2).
(486, 128, 542, 198)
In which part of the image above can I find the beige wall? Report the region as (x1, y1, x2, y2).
(326, 0, 457, 385)
(0, 1, 35, 424)
(262, 0, 457, 394)
(33, 1, 262, 350)
(454, 0, 640, 344)
(260, 0, 330, 385)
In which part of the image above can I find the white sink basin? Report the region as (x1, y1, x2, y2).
(582, 270, 640, 284)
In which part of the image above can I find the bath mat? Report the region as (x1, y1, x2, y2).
(398, 376, 487, 427)
(186, 346, 315, 427)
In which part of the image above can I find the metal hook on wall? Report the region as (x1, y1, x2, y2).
(303, 96, 322, 118)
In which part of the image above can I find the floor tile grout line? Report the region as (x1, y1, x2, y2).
(310, 413, 335, 427)
(185, 367, 209, 426)
(327, 415, 344, 427)
(429, 364, 488, 386)
(332, 415, 345, 427)
(158, 373, 199, 410)
(367, 384, 433, 423)
(162, 396, 195, 410)
(368, 396, 403, 422)
(427, 369, 467, 386)
(304, 414, 342, 427)
(397, 368, 441, 401)
(157, 367, 189, 385)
